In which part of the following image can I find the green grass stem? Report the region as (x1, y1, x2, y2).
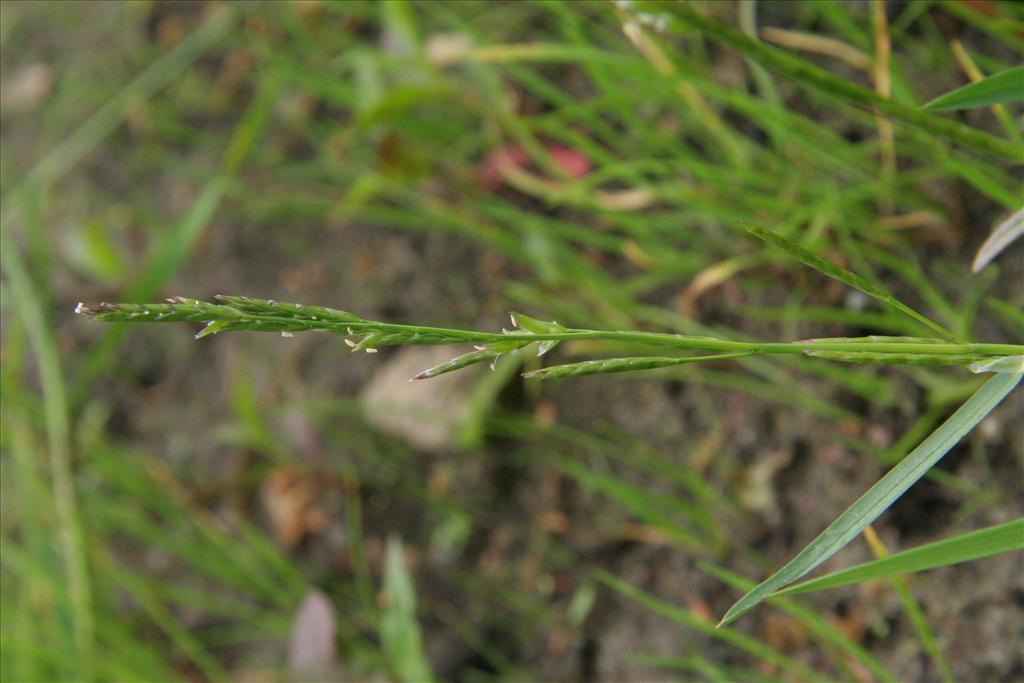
(77, 298, 1023, 378)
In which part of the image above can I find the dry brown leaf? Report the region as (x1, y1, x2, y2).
(261, 468, 327, 548)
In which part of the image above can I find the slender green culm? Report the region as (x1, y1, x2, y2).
(76, 297, 1022, 380)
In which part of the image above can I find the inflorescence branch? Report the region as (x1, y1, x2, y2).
(76, 296, 1024, 380)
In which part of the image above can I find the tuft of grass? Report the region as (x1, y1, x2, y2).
(640, 1, 1024, 160)
(6, 1, 1023, 679)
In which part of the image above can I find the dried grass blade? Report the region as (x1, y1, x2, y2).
(972, 207, 1024, 274)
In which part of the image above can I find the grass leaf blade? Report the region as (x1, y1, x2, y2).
(381, 537, 433, 683)
(743, 222, 963, 342)
(596, 571, 822, 681)
(924, 66, 1024, 111)
(1, 228, 95, 675)
(776, 519, 1024, 596)
(718, 371, 1021, 626)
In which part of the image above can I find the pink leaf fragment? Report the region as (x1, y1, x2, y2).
(288, 589, 337, 676)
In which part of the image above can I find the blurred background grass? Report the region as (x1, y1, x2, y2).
(1, 1, 1021, 681)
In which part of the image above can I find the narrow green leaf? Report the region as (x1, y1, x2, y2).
(381, 536, 433, 683)
(743, 222, 963, 342)
(924, 66, 1024, 111)
(1, 228, 94, 674)
(719, 371, 1021, 626)
(596, 571, 822, 682)
(704, 563, 897, 683)
(986, 297, 1024, 334)
(523, 351, 755, 379)
(776, 519, 1024, 596)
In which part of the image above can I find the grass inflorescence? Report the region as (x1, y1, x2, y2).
(77, 295, 1023, 378)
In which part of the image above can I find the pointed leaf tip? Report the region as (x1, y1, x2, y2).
(923, 65, 1024, 111)
(718, 371, 1021, 625)
(972, 207, 1024, 274)
(741, 221, 962, 342)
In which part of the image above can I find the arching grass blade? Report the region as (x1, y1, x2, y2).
(776, 519, 1024, 596)
(924, 66, 1024, 111)
(718, 371, 1021, 627)
(743, 222, 963, 342)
